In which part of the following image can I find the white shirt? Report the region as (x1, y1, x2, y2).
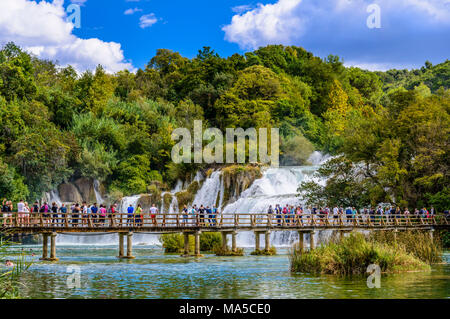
(17, 202, 25, 213)
(333, 207, 339, 215)
(150, 207, 158, 214)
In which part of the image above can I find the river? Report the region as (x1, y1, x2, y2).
(9, 245, 450, 299)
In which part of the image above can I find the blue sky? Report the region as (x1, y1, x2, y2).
(0, 0, 449, 72)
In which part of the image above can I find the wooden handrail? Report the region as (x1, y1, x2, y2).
(1, 212, 448, 230)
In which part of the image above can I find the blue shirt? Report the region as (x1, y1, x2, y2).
(127, 206, 134, 215)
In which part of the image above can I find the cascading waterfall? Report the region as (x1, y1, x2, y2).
(192, 171, 222, 208)
(56, 152, 331, 247)
(220, 152, 331, 247)
(93, 179, 104, 204)
(44, 189, 62, 206)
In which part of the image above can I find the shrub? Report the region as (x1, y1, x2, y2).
(200, 232, 222, 252)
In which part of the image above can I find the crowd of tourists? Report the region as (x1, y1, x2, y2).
(266, 204, 446, 226)
(1, 198, 118, 227)
(1, 197, 448, 228)
(1, 198, 222, 228)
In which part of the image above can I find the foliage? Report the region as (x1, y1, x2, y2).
(0, 42, 447, 209)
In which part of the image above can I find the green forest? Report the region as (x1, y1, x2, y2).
(0, 42, 448, 210)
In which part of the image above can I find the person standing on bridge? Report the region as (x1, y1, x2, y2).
(60, 203, 67, 227)
(211, 205, 217, 226)
(23, 202, 30, 226)
(17, 199, 25, 226)
(198, 205, 205, 227)
(72, 203, 80, 227)
(190, 205, 197, 226)
(127, 204, 134, 227)
(150, 204, 158, 226)
(91, 203, 98, 226)
(182, 205, 189, 226)
(99, 204, 107, 226)
(51, 202, 58, 227)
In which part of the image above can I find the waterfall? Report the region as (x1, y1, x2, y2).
(192, 171, 222, 208)
(55, 152, 332, 247)
(93, 179, 104, 204)
(221, 152, 331, 247)
(43, 189, 62, 206)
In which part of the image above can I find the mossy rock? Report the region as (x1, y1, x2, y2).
(176, 181, 200, 210)
(162, 193, 173, 213)
(221, 165, 262, 204)
(251, 247, 277, 256)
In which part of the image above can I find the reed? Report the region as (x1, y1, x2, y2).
(289, 232, 432, 275)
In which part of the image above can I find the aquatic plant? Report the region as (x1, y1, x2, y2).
(214, 247, 244, 256)
(368, 230, 442, 264)
(289, 232, 431, 275)
(0, 234, 32, 298)
(250, 247, 277, 256)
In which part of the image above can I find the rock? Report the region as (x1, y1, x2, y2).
(58, 183, 83, 203)
(74, 177, 97, 203)
(137, 194, 153, 212)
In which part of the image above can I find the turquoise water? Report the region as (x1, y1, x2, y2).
(4, 245, 450, 299)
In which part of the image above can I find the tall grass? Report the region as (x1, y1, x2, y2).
(369, 230, 442, 264)
(0, 235, 32, 298)
(290, 232, 433, 275)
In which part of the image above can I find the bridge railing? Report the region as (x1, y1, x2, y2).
(1, 212, 448, 229)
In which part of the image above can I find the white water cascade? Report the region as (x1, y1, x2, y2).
(56, 152, 332, 247)
(93, 179, 104, 204)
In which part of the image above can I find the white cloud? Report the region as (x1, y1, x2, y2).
(223, 0, 302, 50)
(223, 0, 450, 69)
(124, 7, 142, 15)
(139, 13, 158, 28)
(231, 4, 255, 14)
(0, 0, 133, 73)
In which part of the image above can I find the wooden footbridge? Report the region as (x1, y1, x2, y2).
(3, 212, 448, 261)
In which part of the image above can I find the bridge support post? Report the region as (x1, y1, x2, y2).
(117, 233, 125, 258)
(125, 232, 135, 259)
(182, 232, 190, 256)
(298, 231, 304, 251)
(49, 232, 59, 261)
(221, 232, 228, 250)
(194, 231, 203, 257)
(254, 232, 260, 251)
(309, 231, 315, 250)
(40, 233, 49, 260)
(393, 229, 398, 243)
(264, 231, 271, 252)
(429, 229, 434, 242)
(231, 231, 237, 252)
